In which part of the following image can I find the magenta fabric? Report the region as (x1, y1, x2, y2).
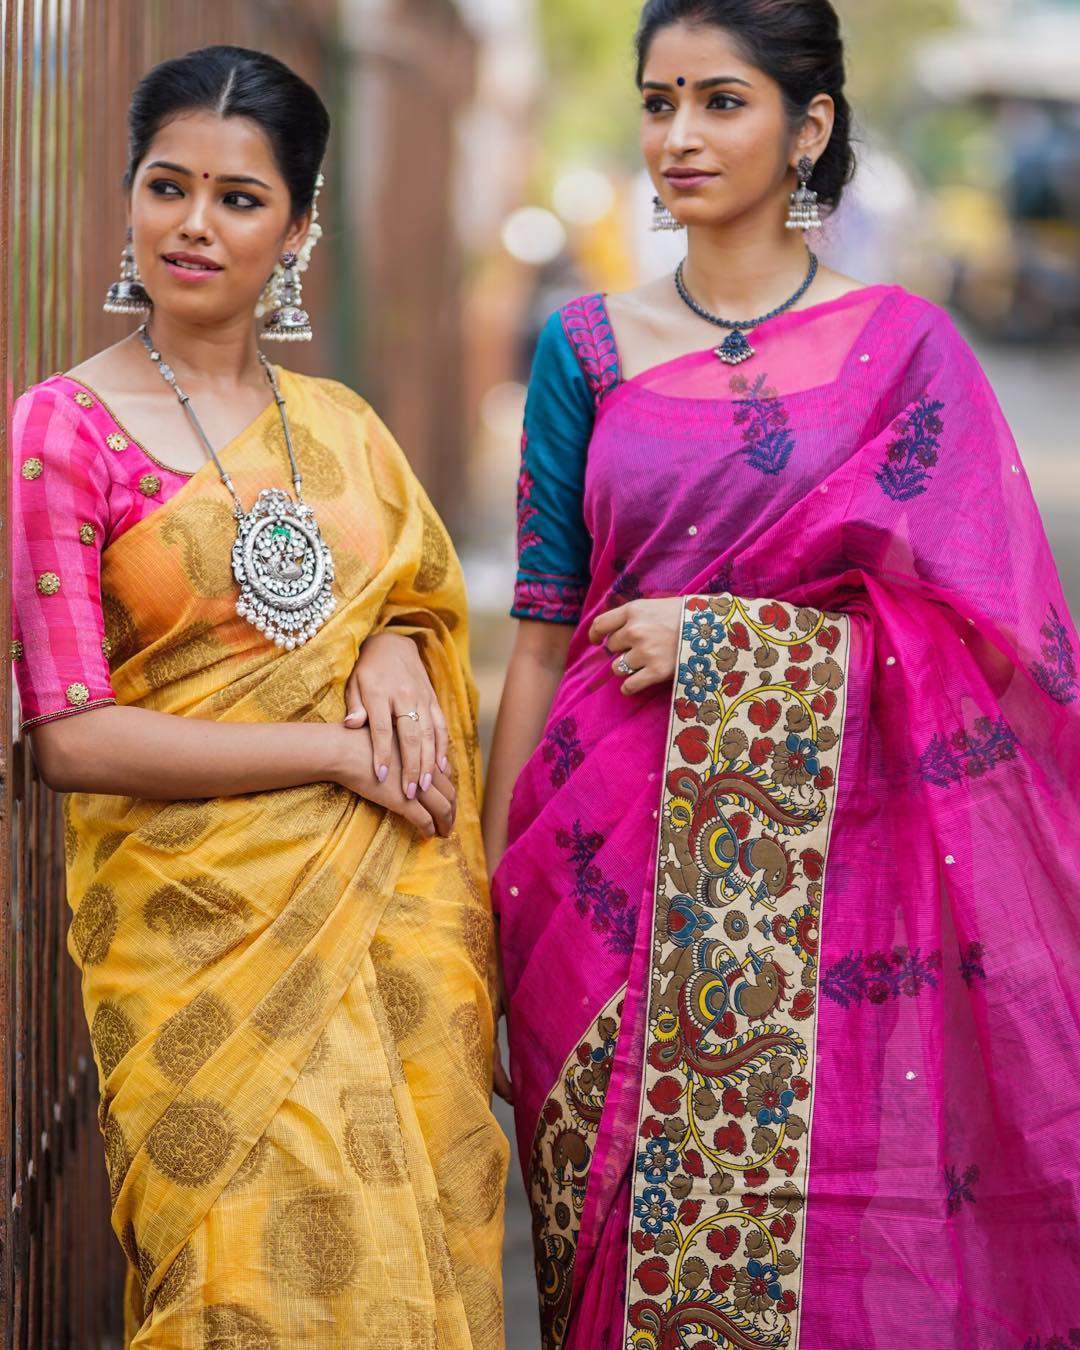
(11, 375, 190, 729)
(494, 286, 1080, 1347)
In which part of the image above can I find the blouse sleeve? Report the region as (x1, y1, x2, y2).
(11, 383, 115, 732)
(511, 310, 596, 624)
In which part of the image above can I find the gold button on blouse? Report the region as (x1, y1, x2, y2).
(66, 682, 90, 707)
(105, 432, 128, 453)
(73, 391, 95, 409)
(37, 571, 60, 596)
(11, 640, 24, 661)
(138, 473, 162, 498)
(21, 457, 43, 480)
(79, 522, 97, 546)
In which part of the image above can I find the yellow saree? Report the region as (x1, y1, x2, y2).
(63, 371, 507, 1347)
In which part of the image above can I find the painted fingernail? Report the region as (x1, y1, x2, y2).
(407, 782, 417, 800)
(377, 765, 389, 783)
(421, 773, 433, 792)
(438, 756, 449, 773)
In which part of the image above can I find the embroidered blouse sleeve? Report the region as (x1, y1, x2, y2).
(11, 382, 115, 731)
(512, 309, 598, 624)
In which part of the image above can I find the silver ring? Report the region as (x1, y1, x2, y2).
(615, 657, 635, 677)
(397, 710, 420, 722)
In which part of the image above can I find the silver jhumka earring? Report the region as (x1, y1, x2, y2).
(786, 156, 823, 232)
(261, 251, 312, 342)
(104, 228, 151, 315)
(651, 195, 685, 233)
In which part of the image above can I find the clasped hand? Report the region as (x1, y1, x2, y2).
(341, 630, 455, 835)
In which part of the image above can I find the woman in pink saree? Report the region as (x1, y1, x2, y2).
(483, 3, 1080, 1347)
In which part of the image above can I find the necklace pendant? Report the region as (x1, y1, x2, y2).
(715, 331, 755, 365)
(231, 488, 336, 650)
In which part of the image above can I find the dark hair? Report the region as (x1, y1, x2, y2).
(635, 0, 855, 208)
(125, 46, 330, 217)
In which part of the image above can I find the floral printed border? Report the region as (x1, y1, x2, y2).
(528, 990, 624, 1349)
(624, 595, 851, 1350)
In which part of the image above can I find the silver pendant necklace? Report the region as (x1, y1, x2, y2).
(674, 248, 819, 366)
(138, 323, 335, 649)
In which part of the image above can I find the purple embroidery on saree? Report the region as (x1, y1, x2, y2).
(609, 557, 643, 606)
(556, 821, 634, 955)
(561, 295, 620, 406)
(543, 716, 585, 788)
(1032, 604, 1077, 705)
(730, 372, 796, 476)
(944, 1162, 979, 1216)
(959, 942, 987, 986)
(876, 396, 946, 501)
(820, 947, 942, 1008)
(1023, 1333, 1080, 1350)
(513, 576, 588, 623)
(919, 716, 1019, 787)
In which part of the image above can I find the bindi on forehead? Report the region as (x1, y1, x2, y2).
(677, 76, 686, 86)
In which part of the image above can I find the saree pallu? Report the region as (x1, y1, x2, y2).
(65, 372, 508, 1347)
(495, 295, 1080, 1349)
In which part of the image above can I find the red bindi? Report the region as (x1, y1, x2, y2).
(203, 172, 209, 179)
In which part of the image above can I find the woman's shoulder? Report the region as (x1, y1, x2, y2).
(12, 373, 101, 452)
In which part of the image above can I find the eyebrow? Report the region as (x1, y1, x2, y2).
(145, 160, 273, 190)
(642, 76, 753, 92)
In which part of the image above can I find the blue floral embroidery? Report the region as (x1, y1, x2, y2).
(784, 733, 821, 779)
(959, 942, 987, 986)
(821, 947, 942, 1009)
(755, 1086, 796, 1128)
(637, 1137, 680, 1185)
(542, 716, 585, 788)
(944, 1162, 979, 1216)
(876, 397, 946, 501)
(919, 716, 1019, 787)
(683, 610, 726, 655)
(1031, 603, 1077, 705)
(678, 654, 721, 704)
(556, 821, 634, 955)
(633, 1185, 676, 1235)
(730, 373, 796, 476)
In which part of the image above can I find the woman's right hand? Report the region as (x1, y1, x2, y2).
(331, 724, 455, 838)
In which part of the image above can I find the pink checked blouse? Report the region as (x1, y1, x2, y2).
(11, 375, 191, 731)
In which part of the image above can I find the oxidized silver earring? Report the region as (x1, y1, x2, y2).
(104, 228, 151, 315)
(786, 156, 823, 232)
(262, 251, 312, 342)
(651, 195, 685, 233)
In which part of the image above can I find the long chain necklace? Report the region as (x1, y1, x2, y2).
(674, 248, 819, 366)
(137, 324, 335, 649)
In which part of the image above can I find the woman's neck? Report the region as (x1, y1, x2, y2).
(681, 217, 813, 321)
(139, 311, 265, 389)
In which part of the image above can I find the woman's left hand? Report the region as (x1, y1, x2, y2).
(344, 631, 451, 800)
(589, 597, 684, 695)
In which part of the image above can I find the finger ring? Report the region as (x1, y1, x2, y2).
(396, 710, 420, 722)
(615, 657, 635, 677)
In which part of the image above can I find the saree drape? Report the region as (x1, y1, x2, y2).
(495, 287, 1080, 1349)
(64, 371, 507, 1347)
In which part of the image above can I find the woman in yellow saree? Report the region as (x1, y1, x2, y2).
(11, 47, 506, 1347)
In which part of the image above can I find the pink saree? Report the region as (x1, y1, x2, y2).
(494, 286, 1080, 1349)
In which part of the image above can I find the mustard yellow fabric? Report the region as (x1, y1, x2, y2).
(62, 371, 507, 1347)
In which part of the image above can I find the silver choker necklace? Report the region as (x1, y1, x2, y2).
(138, 324, 335, 649)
